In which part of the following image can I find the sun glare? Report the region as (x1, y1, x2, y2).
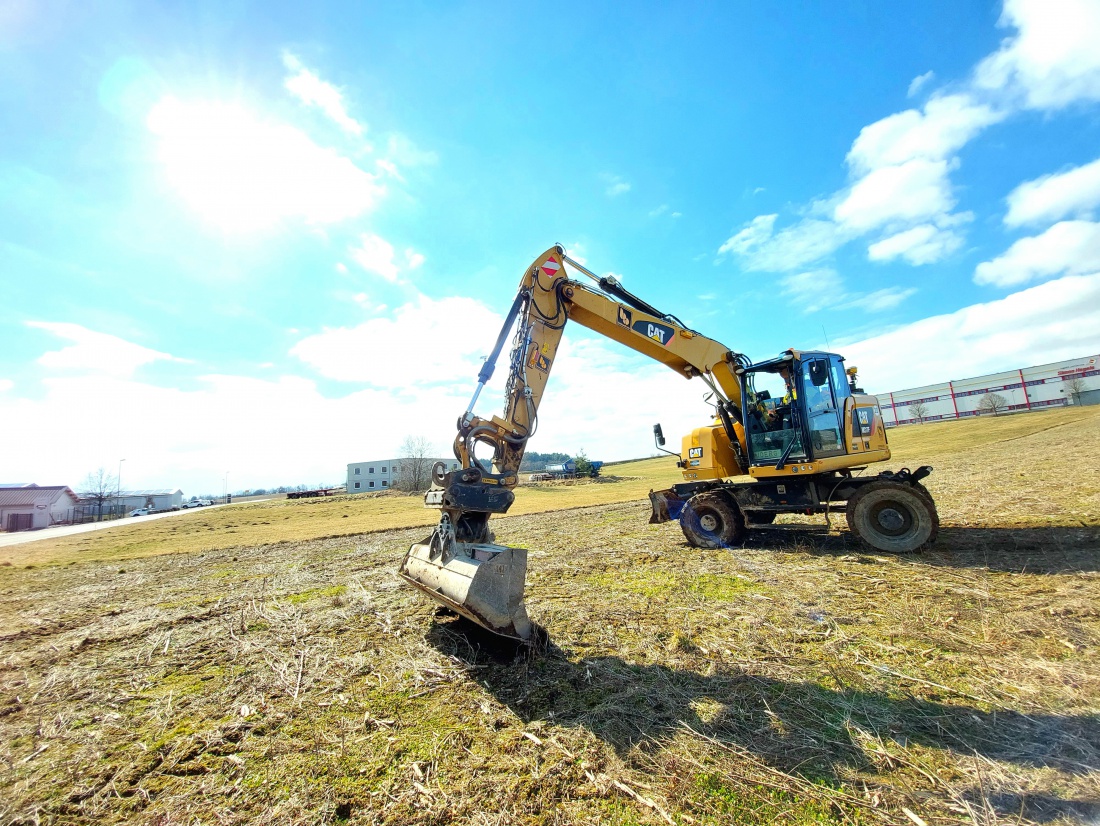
(146, 97, 383, 233)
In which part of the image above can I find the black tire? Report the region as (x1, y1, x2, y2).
(680, 492, 746, 549)
(846, 481, 939, 554)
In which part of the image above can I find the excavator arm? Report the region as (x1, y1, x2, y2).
(400, 245, 752, 639)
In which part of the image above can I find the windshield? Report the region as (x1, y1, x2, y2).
(743, 367, 807, 464)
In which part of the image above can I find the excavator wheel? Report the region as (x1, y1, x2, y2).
(680, 492, 746, 549)
(846, 481, 938, 554)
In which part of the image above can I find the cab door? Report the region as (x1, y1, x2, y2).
(799, 357, 845, 459)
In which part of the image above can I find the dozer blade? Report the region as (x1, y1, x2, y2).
(399, 540, 533, 641)
(649, 488, 686, 524)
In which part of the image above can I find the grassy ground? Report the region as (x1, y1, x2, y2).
(1, 406, 1098, 824)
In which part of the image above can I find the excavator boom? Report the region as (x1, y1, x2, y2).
(399, 245, 746, 639)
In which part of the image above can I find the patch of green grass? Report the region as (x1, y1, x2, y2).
(285, 584, 346, 604)
(692, 773, 867, 825)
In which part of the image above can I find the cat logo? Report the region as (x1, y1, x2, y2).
(631, 319, 675, 346)
(688, 447, 703, 459)
(617, 306, 632, 327)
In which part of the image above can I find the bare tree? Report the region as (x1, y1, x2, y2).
(1065, 376, 1089, 404)
(977, 392, 1007, 416)
(78, 467, 118, 521)
(396, 436, 435, 493)
(907, 402, 929, 424)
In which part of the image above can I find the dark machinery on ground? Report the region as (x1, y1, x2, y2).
(399, 246, 938, 640)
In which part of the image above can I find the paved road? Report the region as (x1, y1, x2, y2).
(0, 505, 228, 548)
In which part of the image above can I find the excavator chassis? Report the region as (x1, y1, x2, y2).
(650, 466, 938, 554)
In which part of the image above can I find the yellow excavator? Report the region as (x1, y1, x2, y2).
(399, 245, 938, 640)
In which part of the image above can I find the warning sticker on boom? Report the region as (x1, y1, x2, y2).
(528, 347, 551, 372)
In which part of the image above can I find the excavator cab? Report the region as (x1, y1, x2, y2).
(740, 351, 854, 467)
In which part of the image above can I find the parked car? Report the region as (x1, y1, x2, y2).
(181, 500, 202, 509)
(129, 508, 149, 517)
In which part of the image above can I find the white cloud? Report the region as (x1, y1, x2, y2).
(27, 321, 181, 377)
(867, 224, 964, 265)
(335, 262, 348, 274)
(349, 234, 400, 282)
(774, 270, 917, 315)
(843, 287, 918, 313)
(291, 294, 503, 385)
(846, 94, 1002, 175)
(384, 134, 439, 168)
(908, 71, 935, 97)
(1005, 156, 1100, 227)
(0, 369, 470, 495)
(405, 248, 425, 270)
(0, 379, 13, 392)
(563, 242, 588, 267)
(834, 158, 956, 232)
(649, 204, 669, 218)
(975, 0, 1100, 110)
(282, 52, 365, 136)
(602, 174, 631, 197)
(780, 269, 845, 313)
(719, 215, 851, 272)
(718, 214, 776, 256)
(974, 220, 1100, 286)
(527, 335, 716, 463)
(844, 272, 1100, 390)
(147, 97, 384, 232)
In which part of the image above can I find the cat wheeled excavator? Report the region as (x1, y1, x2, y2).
(399, 246, 938, 640)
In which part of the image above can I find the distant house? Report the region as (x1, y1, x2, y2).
(0, 485, 80, 532)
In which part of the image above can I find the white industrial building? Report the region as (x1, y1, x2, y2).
(347, 458, 460, 492)
(876, 354, 1099, 427)
(116, 489, 185, 511)
(0, 484, 80, 532)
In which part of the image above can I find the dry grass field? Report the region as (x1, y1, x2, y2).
(2, 407, 1098, 825)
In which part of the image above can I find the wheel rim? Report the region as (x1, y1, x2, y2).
(699, 513, 720, 532)
(869, 501, 913, 537)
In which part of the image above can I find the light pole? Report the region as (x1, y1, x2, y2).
(224, 471, 229, 505)
(117, 459, 125, 520)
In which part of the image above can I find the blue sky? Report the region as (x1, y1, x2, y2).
(2, 0, 1100, 495)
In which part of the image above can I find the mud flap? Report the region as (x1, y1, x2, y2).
(649, 488, 686, 524)
(399, 540, 533, 641)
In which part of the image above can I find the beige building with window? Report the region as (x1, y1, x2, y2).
(346, 458, 460, 492)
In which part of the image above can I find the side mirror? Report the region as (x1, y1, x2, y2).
(653, 423, 665, 447)
(809, 360, 829, 387)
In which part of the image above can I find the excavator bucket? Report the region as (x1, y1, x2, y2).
(399, 538, 533, 641)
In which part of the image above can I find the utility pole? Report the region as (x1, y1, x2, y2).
(224, 471, 229, 505)
(117, 458, 125, 520)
